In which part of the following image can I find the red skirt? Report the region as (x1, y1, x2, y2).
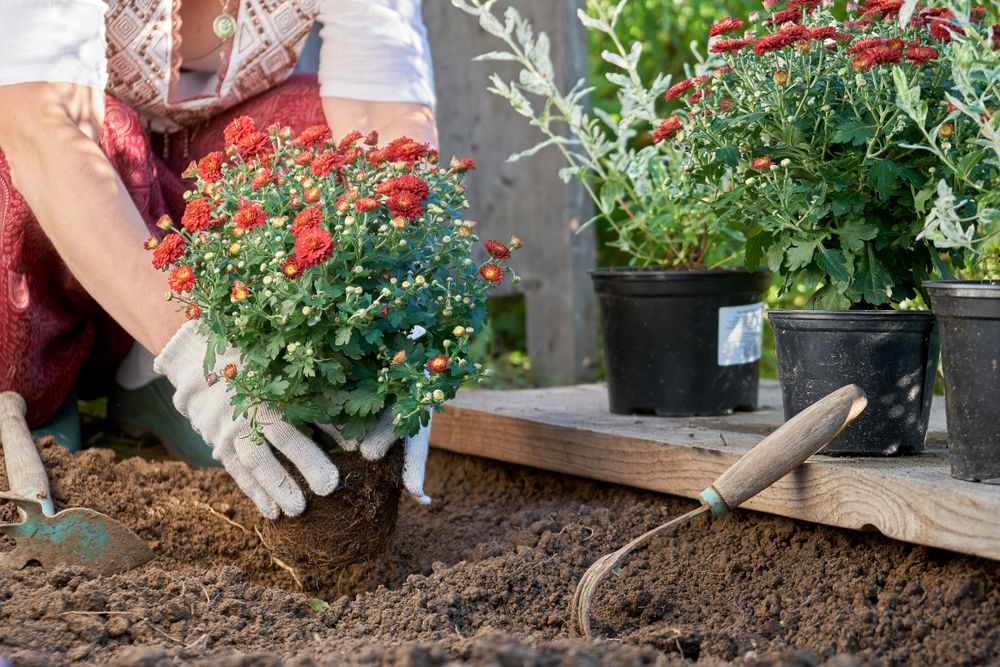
(0, 73, 325, 427)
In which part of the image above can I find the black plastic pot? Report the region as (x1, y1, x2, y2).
(925, 280, 1000, 482)
(768, 310, 938, 456)
(590, 268, 771, 416)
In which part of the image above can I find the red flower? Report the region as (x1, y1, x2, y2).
(303, 187, 321, 203)
(223, 364, 238, 380)
(709, 17, 744, 37)
(231, 281, 249, 301)
(294, 228, 335, 268)
(291, 207, 324, 236)
(866, 45, 903, 65)
(484, 240, 511, 261)
(280, 259, 301, 278)
(387, 191, 425, 221)
(252, 166, 273, 191)
(754, 32, 795, 55)
(778, 23, 810, 39)
(364, 130, 379, 145)
(847, 37, 884, 54)
(479, 264, 504, 283)
(182, 161, 198, 179)
(930, 19, 963, 42)
(664, 79, 695, 101)
(181, 199, 214, 232)
(294, 150, 314, 166)
(719, 99, 732, 112)
(335, 198, 351, 213)
(376, 173, 430, 199)
(750, 157, 773, 171)
(938, 123, 953, 138)
(450, 156, 476, 173)
(852, 52, 876, 71)
(143, 237, 159, 250)
(774, 69, 789, 85)
(427, 355, 450, 374)
(709, 38, 751, 54)
(344, 188, 360, 202)
(765, 8, 802, 26)
(197, 151, 225, 182)
(224, 116, 255, 145)
(905, 46, 938, 65)
(184, 303, 201, 321)
(861, 0, 903, 20)
(391, 350, 406, 365)
(510, 235, 524, 249)
(169, 266, 196, 293)
(834, 32, 855, 46)
(355, 197, 379, 213)
(384, 136, 431, 165)
(152, 234, 186, 270)
(336, 130, 363, 152)
(233, 202, 266, 232)
(652, 116, 684, 143)
(809, 26, 837, 40)
(295, 125, 332, 149)
(311, 152, 342, 177)
(236, 132, 272, 160)
(688, 88, 709, 105)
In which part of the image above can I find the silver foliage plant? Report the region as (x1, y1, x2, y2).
(895, 0, 1000, 274)
(451, 0, 743, 270)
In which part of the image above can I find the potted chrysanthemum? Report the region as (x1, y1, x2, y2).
(658, 0, 992, 454)
(454, 0, 771, 418)
(149, 117, 519, 571)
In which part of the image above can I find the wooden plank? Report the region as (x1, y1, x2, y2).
(429, 381, 1000, 562)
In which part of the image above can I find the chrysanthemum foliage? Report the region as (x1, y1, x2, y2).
(150, 119, 519, 441)
(674, 0, 998, 308)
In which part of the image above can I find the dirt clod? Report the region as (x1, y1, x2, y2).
(0, 438, 998, 666)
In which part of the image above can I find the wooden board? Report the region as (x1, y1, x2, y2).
(429, 381, 1000, 562)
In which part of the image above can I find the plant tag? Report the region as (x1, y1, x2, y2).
(717, 302, 764, 366)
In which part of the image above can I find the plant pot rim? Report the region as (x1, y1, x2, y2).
(924, 280, 1000, 296)
(588, 266, 769, 280)
(767, 308, 933, 317)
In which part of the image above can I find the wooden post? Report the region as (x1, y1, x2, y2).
(423, 0, 599, 384)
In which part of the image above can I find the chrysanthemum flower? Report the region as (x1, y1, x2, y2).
(905, 46, 938, 65)
(294, 228, 335, 268)
(184, 303, 201, 321)
(236, 132, 272, 161)
(479, 264, 504, 283)
(754, 32, 795, 55)
(169, 266, 196, 293)
(223, 364, 238, 380)
(510, 235, 524, 250)
(484, 240, 511, 260)
(152, 234, 186, 270)
(376, 174, 430, 199)
(224, 116, 255, 145)
(709, 38, 751, 54)
(450, 156, 476, 173)
(930, 19, 963, 42)
(233, 202, 266, 232)
(938, 123, 953, 138)
(750, 157, 773, 171)
(664, 79, 696, 102)
(774, 69, 789, 85)
(251, 166, 272, 191)
(335, 198, 351, 213)
(197, 151, 225, 182)
(180, 199, 212, 232)
(866, 45, 902, 65)
(652, 116, 684, 144)
(344, 188, 360, 202)
(808, 26, 837, 40)
(384, 136, 431, 165)
(182, 161, 198, 179)
(280, 259, 301, 278)
(295, 125, 332, 149)
(764, 8, 802, 26)
(719, 99, 733, 112)
(230, 281, 249, 302)
(292, 207, 324, 236)
(846, 37, 883, 54)
(303, 187, 321, 203)
(143, 237, 159, 250)
(355, 197, 379, 213)
(709, 17, 744, 37)
(387, 192, 425, 221)
(427, 355, 450, 374)
(311, 152, 341, 177)
(391, 350, 406, 365)
(852, 52, 875, 71)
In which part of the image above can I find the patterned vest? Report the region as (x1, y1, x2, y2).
(104, 0, 318, 133)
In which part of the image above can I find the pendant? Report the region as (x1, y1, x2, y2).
(213, 13, 237, 39)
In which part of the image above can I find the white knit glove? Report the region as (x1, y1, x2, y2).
(316, 408, 432, 505)
(154, 321, 340, 519)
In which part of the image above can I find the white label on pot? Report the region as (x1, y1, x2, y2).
(718, 302, 764, 366)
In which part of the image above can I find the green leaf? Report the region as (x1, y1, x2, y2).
(472, 51, 519, 62)
(306, 598, 331, 613)
(744, 230, 773, 271)
(334, 326, 354, 347)
(715, 145, 741, 168)
(855, 246, 893, 306)
(866, 159, 899, 201)
(766, 233, 791, 272)
(956, 150, 985, 181)
(599, 181, 624, 215)
(818, 168, 854, 192)
(914, 184, 936, 214)
(832, 120, 876, 146)
(786, 238, 819, 271)
(817, 245, 852, 284)
(837, 219, 878, 252)
(808, 284, 852, 310)
(344, 386, 384, 417)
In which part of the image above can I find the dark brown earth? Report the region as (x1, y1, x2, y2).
(1, 437, 999, 667)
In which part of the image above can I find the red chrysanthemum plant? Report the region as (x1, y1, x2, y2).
(658, 0, 989, 309)
(147, 116, 521, 441)
(455, 0, 743, 271)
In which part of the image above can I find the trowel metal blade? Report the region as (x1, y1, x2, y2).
(0, 493, 154, 577)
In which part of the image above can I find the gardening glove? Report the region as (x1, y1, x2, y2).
(153, 321, 340, 520)
(315, 407, 432, 505)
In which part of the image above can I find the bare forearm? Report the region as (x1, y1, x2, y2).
(0, 83, 184, 354)
(321, 98, 438, 149)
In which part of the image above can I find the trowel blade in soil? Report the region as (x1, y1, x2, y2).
(0, 493, 154, 576)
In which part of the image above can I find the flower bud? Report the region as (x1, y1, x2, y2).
(302, 306, 311, 316)
(452, 326, 465, 336)
(229, 243, 241, 254)
(938, 123, 953, 138)
(415, 275, 426, 285)
(773, 69, 789, 86)
(432, 389, 445, 401)
(749, 11, 759, 22)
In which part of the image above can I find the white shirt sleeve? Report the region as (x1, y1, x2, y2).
(0, 0, 108, 90)
(316, 0, 436, 110)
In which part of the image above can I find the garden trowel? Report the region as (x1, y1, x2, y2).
(0, 391, 154, 576)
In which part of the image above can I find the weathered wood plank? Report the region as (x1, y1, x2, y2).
(429, 381, 1000, 561)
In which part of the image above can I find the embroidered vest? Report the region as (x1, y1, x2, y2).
(104, 0, 318, 133)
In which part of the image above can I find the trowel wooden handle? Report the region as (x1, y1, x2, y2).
(699, 384, 867, 516)
(0, 391, 52, 509)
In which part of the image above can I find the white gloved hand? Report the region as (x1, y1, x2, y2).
(316, 407, 432, 505)
(154, 321, 340, 519)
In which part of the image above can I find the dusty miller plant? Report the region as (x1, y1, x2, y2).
(451, 0, 743, 270)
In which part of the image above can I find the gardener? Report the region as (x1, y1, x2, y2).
(0, 0, 435, 519)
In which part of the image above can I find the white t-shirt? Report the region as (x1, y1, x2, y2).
(0, 0, 435, 130)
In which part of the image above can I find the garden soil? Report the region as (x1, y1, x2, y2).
(1, 438, 998, 667)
